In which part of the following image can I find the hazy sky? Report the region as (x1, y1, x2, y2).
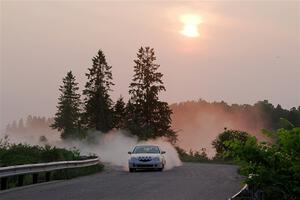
(1, 1, 299, 130)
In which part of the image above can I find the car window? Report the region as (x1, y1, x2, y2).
(133, 146, 160, 154)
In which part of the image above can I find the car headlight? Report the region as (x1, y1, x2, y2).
(153, 157, 160, 162)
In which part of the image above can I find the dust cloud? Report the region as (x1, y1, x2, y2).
(61, 131, 182, 170)
(1, 130, 182, 171)
(171, 101, 269, 157)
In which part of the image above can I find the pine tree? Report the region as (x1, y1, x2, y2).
(83, 50, 114, 132)
(51, 71, 82, 139)
(128, 46, 177, 142)
(113, 96, 126, 129)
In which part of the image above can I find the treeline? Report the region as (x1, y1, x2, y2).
(51, 47, 176, 142)
(6, 116, 53, 134)
(7, 100, 300, 134)
(171, 99, 300, 131)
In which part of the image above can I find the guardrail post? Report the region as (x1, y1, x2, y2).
(32, 173, 38, 184)
(1, 177, 8, 190)
(17, 175, 24, 186)
(45, 172, 51, 182)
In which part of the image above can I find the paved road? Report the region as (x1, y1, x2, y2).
(0, 163, 243, 200)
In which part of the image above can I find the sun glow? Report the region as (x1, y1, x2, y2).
(180, 14, 202, 38)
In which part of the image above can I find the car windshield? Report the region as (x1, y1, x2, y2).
(132, 146, 160, 154)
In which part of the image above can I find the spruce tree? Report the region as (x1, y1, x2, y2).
(128, 46, 177, 142)
(113, 96, 126, 129)
(83, 50, 114, 132)
(51, 71, 81, 139)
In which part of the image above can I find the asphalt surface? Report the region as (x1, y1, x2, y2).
(0, 163, 244, 200)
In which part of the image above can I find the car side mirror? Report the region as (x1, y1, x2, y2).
(161, 151, 166, 154)
(128, 151, 132, 154)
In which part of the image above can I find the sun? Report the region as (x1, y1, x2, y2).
(181, 24, 199, 38)
(179, 14, 202, 38)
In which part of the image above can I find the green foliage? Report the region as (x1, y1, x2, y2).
(51, 71, 82, 139)
(83, 49, 114, 133)
(0, 141, 80, 167)
(219, 127, 300, 200)
(212, 128, 251, 159)
(175, 146, 209, 162)
(127, 46, 177, 142)
(278, 117, 295, 130)
(255, 100, 300, 129)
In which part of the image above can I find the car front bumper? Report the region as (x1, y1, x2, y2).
(128, 160, 164, 169)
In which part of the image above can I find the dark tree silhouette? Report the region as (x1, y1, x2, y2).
(51, 71, 82, 139)
(83, 50, 114, 132)
(113, 96, 126, 129)
(127, 46, 176, 142)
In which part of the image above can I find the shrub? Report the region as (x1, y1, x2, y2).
(212, 128, 251, 160)
(175, 146, 209, 162)
(0, 141, 81, 167)
(223, 128, 300, 199)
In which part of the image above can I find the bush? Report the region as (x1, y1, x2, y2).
(175, 146, 209, 162)
(0, 139, 81, 167)
(223, 128, 300, 200)
(212, 128, 251, 160)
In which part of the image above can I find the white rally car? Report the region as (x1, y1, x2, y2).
(128, 145, 166, 172)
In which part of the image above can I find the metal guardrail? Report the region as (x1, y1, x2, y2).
(228, 184, 249, 200)
(0, 157, 100, 190)
(228, 174, 264, 200)
(0, 158, 100, 178)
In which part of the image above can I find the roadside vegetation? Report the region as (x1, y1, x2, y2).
(175, 146, 209, 162)
(0, 136, 81, 167)
(212, 123, 300, 200)
(0, 136, 103, 190)
(175, 146, 235, 164)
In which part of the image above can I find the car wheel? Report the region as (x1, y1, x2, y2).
(129, 168, 135, 172)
